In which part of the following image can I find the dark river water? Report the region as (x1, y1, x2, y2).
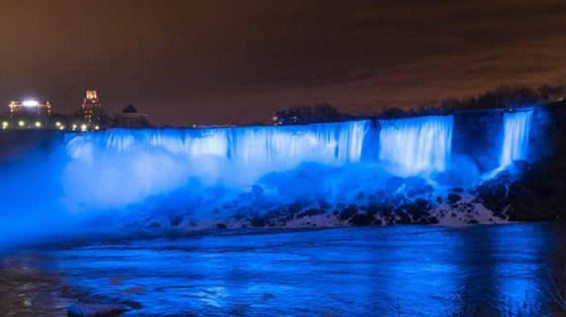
(1, 224, 566, 316)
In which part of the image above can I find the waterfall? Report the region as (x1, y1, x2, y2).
(378, 115, 454, 176)
(65, 120, 370, 166)
(62, 121, 371, 209)
(500, 111, 533, 168)
(228, 121, 369, 166)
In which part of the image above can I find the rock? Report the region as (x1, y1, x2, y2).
(67, 303, 127, 317)
(397, 211, 412, 224)
(447, 193, 462, 204)
(318, 199, 331, 209)
(366, 204, 379, 217)
(477, 179, 509, 212)
(428, 216, 439, 224)
(349, 213, 374, 226)
(250, 217, 266, 227)
(297, 208, 324, 218)
(395, 198, 432, 223)
(339, 206, 357, 220)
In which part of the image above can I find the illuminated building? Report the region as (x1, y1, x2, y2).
(9, 100, 52, 118)
(5, 99, 53, 129)
(82, 90, 102, 124)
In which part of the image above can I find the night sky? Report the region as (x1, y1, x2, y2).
(1, 0, 565, 125)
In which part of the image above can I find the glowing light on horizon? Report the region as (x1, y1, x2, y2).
(22, 100, 40, 107)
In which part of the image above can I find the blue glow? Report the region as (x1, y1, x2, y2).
(62, 121, 371, 210)
(11, 224, 555, 316)
(0, 110, 548, 247)
(379, 115, 454, 176)
(500, 110, 533, 168)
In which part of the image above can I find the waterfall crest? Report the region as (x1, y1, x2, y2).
(378, 115, 454, 176)
(500, 111, 533, 168)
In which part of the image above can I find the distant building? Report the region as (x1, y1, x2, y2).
(9, 100, 52, 118)
(82, 90, 103, 124)
(114, 105, 153, 128)
(4, 99, 53, 129)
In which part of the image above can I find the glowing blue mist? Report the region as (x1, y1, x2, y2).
(0, 110, 547, 248)
(378, 115, 454, 176)
(500, 111, 533, 168)
(62, 121, 370, 210)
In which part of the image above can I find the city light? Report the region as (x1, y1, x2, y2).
(22, 100, 40, 107)
(80, 124, 87, 131)
(55, 121, 61, 127)
(72, 124, 77, 131)
(59, 126, 65, 130)
(94, 125, 100, 130)
(35, 121, 42, 128)
(18, 120, 25, 127)
(2, 121, 8, 129)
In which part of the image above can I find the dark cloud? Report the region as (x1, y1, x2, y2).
(0, 0, 564, 124)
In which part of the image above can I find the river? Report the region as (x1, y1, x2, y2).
(1, 224, 565, 316)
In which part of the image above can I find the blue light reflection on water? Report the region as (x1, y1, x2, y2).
(29, 224, 558, 316)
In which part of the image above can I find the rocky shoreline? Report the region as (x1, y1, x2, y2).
(121, 155, 566, 233)
(126, 180, 512, 233)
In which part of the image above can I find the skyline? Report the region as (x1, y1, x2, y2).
(1, 0, 565, 125)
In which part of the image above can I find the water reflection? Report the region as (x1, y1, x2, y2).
(1, 224, 564, 316)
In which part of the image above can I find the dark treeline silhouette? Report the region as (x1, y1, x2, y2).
(379, 84, 566, 118)
(272, 103, 354, 125)
(273, 84, 566, 124)
(122, 105, 138, 113)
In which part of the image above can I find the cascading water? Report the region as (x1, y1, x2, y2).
(0, 108, 550, 247)
(378, 115, 454, 176)
(500, 111, 533, 168)
(62, 120, 371, 209)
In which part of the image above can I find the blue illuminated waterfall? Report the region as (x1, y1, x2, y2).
(44, 112, 540, 212)
(500, 111, 533, 168)
(62, 121, 371, 209)
(0, 106, 552, 245)
(378, 116, 454, 176)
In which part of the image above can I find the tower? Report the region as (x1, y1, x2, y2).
(82, 90, 102, 123)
